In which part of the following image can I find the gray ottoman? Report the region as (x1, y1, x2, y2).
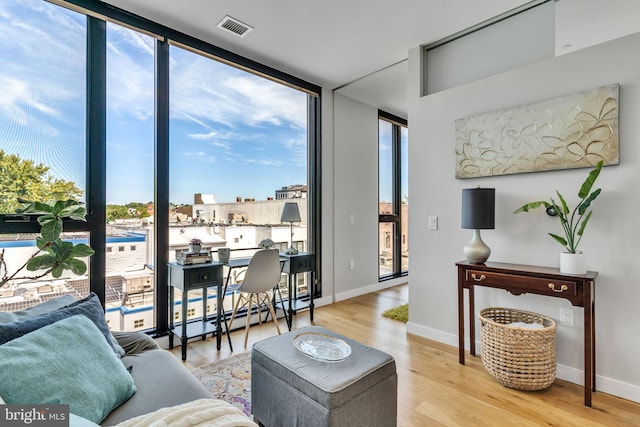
(251, 326, 397, 427)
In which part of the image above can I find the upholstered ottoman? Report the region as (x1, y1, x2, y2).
(251, 326, 397, 427)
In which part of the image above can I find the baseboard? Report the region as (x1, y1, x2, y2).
(406, 323, 640, 404)
(313, 295, 333, 307)
(334, 278, 407, 302)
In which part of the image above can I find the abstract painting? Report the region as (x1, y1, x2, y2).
(455, 84, 619, 178)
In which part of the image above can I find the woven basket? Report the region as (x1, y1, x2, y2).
(479, 307, 557, 391)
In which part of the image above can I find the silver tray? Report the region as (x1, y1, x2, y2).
(292, 331, 352, 362)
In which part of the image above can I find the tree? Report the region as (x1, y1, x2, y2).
(0, 150, 83, 214)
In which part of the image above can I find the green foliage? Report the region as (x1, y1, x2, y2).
(513, 161, 603, 254)
(106, 202, 151, 222)
(0, 150, 83, 214)
(1, 200, 95, 284)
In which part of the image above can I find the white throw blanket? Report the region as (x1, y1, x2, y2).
(115, 398, 258, 427)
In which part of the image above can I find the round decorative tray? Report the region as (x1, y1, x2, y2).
(292, 332, 352, 362)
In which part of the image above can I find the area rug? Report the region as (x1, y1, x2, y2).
(382, 303, 408, 323)
(188, 351, 252, 417)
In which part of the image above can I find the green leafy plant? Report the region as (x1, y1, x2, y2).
(0, 200, 95, 287)
(513, 160, 603, 254)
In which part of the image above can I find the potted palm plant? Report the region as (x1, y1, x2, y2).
(513, 160, 603, 274)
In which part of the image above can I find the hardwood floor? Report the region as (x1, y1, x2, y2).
(171, 284, 640, 426)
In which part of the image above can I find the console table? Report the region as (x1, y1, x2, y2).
(167, 262, 229, 361)
(456, 260, 597, 406)
(280, 252, 316, 330)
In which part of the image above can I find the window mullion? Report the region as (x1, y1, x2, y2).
(86, 15, 107, 306)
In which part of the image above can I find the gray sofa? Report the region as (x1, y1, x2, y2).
(0, 293, 255, 426)
(101, 331, 211, 426)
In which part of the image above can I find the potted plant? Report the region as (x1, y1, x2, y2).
(258, 238, 274, 250)
(513, 160, 603, 274)
(189, 238, 203, 254)
(0, 200, 95, 288)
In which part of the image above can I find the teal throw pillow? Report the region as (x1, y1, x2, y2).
(0, 292, 124, 356)
(0, 315, 136, 424)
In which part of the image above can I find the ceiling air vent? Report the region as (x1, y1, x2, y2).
(217, 16, 253, 38)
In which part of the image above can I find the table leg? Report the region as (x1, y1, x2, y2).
(458, 282, 465, 365)
(216, 283, 222, 350)
(592, 294, 596, 393)
(309, 272, 314, 322)
(169, 286, 175, 349)
(181, 290, 188, 361)
(202, 287, 208, 341)
(584, 282, 594, 407)
(286, 273, 294, 330)
(469, 285, 475, 357)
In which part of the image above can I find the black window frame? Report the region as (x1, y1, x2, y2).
(0, 0, 322, 337)
(378, 110, 408, 281)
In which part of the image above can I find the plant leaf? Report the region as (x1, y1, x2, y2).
(548, 233, 568, 248)
(40, 220, 63, 242)
(18, 201, 54, 214)
(577, 211, 593, 236)
(555, 192, 570, 215)
(36, 214, 57, 227)
(578, 160, 603, 199)
(51, 264, 64, 278)
(513, 200, 550, 214)
(578, 188, 601, 215)
(71, 244, 95, 257)
(60, 204, 87, 221)
(66, 259, 88, 275)
(26, 255, 56, 271)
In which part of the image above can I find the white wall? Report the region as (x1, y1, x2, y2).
(329, 93, 407, 302)
(407, 32, 640, 403)
(556, 0, 640, 56)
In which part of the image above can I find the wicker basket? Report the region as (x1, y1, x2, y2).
(479, 307, 557, 391)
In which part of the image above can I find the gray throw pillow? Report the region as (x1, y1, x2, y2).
(0, 294, 76, 324)
(0, 292, 124, 356)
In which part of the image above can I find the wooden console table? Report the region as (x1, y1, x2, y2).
(456, 260, 598, 406)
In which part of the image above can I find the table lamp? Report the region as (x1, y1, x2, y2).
(461, 187, 495, 264)
(281, 202, 301, 255)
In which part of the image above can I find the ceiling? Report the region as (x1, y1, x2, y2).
(101, 0, 532, 117)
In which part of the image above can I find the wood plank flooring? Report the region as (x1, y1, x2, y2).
(171, 284, 640, 426)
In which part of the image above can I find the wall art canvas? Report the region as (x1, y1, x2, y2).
(455, 84, 619, 178)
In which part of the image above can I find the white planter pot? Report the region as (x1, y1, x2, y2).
(560, 252, 586, 274)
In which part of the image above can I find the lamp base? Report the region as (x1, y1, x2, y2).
(284, 246, 298, 255)
(464, 229, 491, 264)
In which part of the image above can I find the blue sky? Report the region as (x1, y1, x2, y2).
(0, 0, 308, 205)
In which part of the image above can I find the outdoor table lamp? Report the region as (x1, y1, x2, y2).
(461, 187, 495, 264)
(281, 202, 301, 255)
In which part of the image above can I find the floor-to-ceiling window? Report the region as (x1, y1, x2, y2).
(105, 22, 156, 331)
(168, 44, 311, 322)
(378, 111, 408, 280)
(0, 0, 321, 335)
(0, 1, 92, 307)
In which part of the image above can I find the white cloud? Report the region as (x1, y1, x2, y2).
(169, 49, 307, 132)
(189, 131, 218, 140)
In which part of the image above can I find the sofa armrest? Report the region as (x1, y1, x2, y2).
(111, 331, 159, 355)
